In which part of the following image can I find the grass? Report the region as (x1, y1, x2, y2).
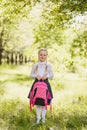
(0, 64, 87, 130)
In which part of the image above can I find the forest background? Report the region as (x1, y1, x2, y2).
(0, 0, 87, 130)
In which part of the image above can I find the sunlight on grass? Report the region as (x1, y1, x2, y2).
(0, 65, 31, 102)
(0, 65, 87, 130)
(1, 82, 30, 102)
(0, 65, 30, 75)
(0, 75, 10, 82)
(53, 79, 87, 106)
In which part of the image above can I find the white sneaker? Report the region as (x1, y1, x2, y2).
(36, 119, 40, 124)
(42, 119, 45, 123)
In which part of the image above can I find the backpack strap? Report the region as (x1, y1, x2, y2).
(29, 86, 35, 112)
(50, 103, 52, 113)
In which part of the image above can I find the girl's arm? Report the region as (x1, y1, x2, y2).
(46, 64, 54, 79)
(30, 64, 42, 80)
(30, 64, 37, 78)
(42, 63, 54, 80)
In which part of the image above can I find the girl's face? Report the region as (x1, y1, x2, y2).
(38, 50, 47, 62)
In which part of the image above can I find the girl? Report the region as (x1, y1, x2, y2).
(28, 48, 54, 124)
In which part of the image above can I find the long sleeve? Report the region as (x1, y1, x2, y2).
(30, 62, 54, 79)
(46, 64, 54, 79)
(30, 64, 37, 78)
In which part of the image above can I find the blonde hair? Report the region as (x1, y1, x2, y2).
(34, 64, 48, 75)
(38, 48, 48, 55)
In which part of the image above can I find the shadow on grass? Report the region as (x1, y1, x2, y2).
(0, 72, 32, 87)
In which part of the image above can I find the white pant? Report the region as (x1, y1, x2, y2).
(36, 105, 46, 121)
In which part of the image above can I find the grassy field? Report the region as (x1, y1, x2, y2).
(0, 64, 87, 130)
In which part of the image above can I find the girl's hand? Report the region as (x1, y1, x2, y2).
(42, 75, 47, 80)
(37, 75, 41, 81)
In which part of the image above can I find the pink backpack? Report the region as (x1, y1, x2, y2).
(30, 81, 52, 112)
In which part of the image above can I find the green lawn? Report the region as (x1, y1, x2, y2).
(0, 65, 87, 130)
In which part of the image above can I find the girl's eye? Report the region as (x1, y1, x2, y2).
(40, 54, 46, 56)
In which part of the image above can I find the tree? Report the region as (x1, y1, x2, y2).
(32, 0, 87, 47)
(0, 0, 87, 66)
(0, 0, 31, 64)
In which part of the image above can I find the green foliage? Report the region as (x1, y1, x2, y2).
(70, 30, 87, 58)
(50, 0, 87, 13)
(0, 0, 87, 72)
(33, 1, 72, 47)
(0, 0, 32, 52)
(0, 0, 31, 23)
